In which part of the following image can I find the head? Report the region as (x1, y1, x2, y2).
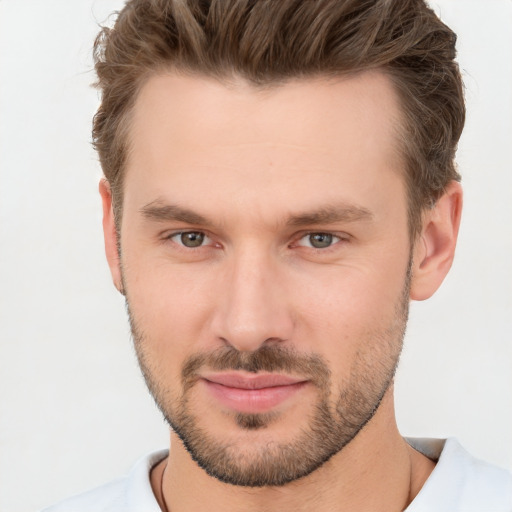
(95, 0, 464, 487)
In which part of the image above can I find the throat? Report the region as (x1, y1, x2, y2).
(155, 425, 434, 512)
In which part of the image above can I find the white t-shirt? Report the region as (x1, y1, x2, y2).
(41, 438, 512, 511)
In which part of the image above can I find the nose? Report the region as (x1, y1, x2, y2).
(211, 246, 294, 352)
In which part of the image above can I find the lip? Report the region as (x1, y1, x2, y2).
(201, 372, 308, 413)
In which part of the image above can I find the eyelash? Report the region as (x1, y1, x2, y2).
(165, 231, 215, 249)
(163, 230, 349, 252)
(294, 232, 345, 250)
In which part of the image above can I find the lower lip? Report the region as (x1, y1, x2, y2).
(202, 380, 307, 413)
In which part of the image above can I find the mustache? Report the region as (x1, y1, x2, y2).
(181, 344, 331, 391)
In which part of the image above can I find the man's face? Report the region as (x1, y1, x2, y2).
(117, 72, 413, 486)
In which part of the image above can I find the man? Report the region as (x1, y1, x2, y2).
(42, 0, 511, 510)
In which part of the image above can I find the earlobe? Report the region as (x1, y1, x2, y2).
(99, 179, 124, 295)
(410, 181, 463, 301)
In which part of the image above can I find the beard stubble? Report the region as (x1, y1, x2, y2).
(127, 266, 411, 487)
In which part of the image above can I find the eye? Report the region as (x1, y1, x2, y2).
(170, 231, 210, 248)
(297, 232, 342, 249)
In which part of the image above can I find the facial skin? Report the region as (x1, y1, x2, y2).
(101, 71, 462, 511)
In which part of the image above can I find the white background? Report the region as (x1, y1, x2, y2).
(0, 1, 511, 511)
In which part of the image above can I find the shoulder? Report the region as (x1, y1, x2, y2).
(40, 478, 127, 512)
(407, 438, 512, 512)
(40, 449, 168, 512)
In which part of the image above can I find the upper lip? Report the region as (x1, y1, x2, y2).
(202, 372, 307, 390)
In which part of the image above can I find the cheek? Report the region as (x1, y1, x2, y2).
(290, 257, 409, 364)
(122, 224, 410, 375)
(122, 249, 219, 361)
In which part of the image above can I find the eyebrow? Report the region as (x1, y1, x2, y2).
(140, 200, 373, 228)
(286, 204, 373, 227)
(140, 201, 210, 226)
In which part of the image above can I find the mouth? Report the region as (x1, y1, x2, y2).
(200, 372, 308, 414)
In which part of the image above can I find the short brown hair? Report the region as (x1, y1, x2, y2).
(93, 0, 465, 237)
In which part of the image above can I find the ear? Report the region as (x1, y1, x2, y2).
(410, 181, 463, 301)
(99, 179, 124, 295)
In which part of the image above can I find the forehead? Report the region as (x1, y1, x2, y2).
(124, 71, 406, 223)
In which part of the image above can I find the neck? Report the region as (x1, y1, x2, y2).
(152, 389, 435, 512)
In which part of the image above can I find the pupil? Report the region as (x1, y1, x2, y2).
(181, 232, 204, 247)
(310, 233, 332, 248)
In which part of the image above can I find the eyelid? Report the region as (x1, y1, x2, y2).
(160, 229, 350, 251)
(292, 231, 350, 249)
(163, 229, 214, 247)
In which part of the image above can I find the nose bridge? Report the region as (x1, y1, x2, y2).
(213, 243, 292, 351)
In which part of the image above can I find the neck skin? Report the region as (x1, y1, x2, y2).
(150, 386, 435, 512)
